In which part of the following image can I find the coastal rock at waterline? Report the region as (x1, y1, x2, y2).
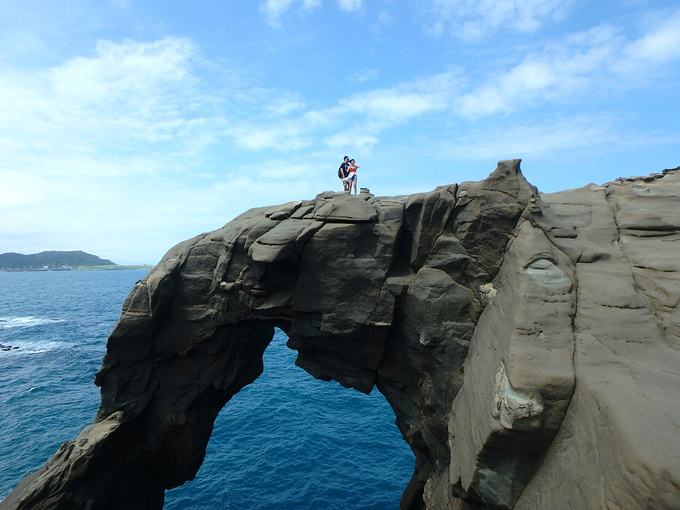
(3, 160, 680, 510)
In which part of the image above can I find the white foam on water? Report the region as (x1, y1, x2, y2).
(0, 316, 65, 329)
(0, 340, 72, 355)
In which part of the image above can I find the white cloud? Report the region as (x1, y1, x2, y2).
(227, 122, 310, 151)
(324, 131, 379, 152)
(224, 71, 461, 152)
(428, 0, 574, 40)
(338, 0, 363, 13)
(259, 0, 323, 26)
(620, 8, 680, 67)
(455, 26, 616, 116)
(0, 171, 49, 209)
(454, 11, 680, 118)
(259, 0, 361, 26)
(340, 91, 440, 120)
(446, 116, 620, 160)
(0, 37, 206, 162)
(260, 0, 297, 26)
(266, 96, 307, 115)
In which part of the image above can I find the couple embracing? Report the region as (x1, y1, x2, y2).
(337, 156, 360, 194)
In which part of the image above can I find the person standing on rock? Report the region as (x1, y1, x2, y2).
(347, 158, 360, 195)
(338, 156, 351, 192)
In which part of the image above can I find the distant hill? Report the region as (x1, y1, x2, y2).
(0, 251, 116, 270)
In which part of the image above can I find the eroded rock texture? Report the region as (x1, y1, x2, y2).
(3, 161, 680, 510)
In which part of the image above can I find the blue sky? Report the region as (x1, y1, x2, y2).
(1, 0, 679, 264)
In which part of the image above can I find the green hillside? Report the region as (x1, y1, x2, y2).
(0, 251, 116, 269)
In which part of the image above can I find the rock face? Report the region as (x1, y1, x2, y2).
(3, 160, 680, 510)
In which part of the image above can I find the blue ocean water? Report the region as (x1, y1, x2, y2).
(0, 270, 413, 509)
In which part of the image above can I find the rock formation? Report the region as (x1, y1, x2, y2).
(2, 160, 679, 510)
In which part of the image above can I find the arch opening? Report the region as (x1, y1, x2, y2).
(164, 329, 413, 510)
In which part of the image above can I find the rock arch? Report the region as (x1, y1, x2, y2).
(160, 328, 413, 508)
(4, 161, 680, 510)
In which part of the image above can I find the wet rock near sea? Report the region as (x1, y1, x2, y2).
(0, 344, 20, 351)
(3, 160, 680, 510)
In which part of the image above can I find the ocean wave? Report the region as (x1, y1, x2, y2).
(0, 316, 65, 329)
(0, 340, 72, 355)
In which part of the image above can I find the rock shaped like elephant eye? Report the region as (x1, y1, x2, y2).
(525, 258, 571, 290)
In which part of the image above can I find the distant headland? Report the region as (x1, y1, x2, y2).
(0, 251, 150, 272)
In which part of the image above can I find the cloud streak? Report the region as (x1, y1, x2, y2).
(259, 0, 363, 26)
(427, 0, 574, 40)
(455, 11, 680, 117)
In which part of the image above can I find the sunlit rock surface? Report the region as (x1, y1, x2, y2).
(3, 161, 680, 510)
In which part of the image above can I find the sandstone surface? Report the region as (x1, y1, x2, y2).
(2, 161, 679, 510)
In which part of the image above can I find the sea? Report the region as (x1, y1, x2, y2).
(0, 270, 413, 509)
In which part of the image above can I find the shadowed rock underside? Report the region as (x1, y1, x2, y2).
(2, 160, 680, 510)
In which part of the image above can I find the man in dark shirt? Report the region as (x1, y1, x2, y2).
(338, 156, 350, 192)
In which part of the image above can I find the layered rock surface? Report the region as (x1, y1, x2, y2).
(2, 161, 679, 510)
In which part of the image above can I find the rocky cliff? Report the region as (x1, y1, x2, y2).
(2, 160, 680, 510)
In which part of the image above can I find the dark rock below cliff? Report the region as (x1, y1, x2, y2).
(2, 160, 680, 510)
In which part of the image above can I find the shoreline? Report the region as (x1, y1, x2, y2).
(0, 265, 152, 273)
